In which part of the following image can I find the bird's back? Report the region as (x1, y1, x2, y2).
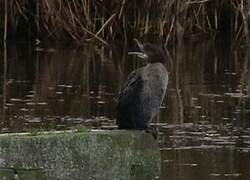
(117, 63, 168, 129)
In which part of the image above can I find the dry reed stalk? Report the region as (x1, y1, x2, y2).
(165, 17, 175, 46)
(240, 0, 249, 41)
(118, 0, 126, 19)
(144, 12, 149, 34)
(96, 13, 116, 36)
(187, 0, 211, 4)
(81, 0, 91, 27)
(4, 0, 7, 42)
(36, 0, 40, 36)
(5, 0, 250, 43)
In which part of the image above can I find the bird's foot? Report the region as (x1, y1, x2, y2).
(145, 127, 158, 140)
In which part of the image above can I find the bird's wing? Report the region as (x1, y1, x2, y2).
(118, 70, 143, 105)
(116, 70, 143, 127)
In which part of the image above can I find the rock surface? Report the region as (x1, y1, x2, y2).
(0, 130, 160, 180)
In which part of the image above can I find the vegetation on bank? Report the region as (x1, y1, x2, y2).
(1, 0, 250, 45)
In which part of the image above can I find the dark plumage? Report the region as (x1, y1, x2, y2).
(116, 39, 168, 138)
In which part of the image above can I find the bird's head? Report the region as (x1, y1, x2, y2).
(128, 39, 166, 64)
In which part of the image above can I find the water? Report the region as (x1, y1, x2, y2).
(1, 40, 250, 180)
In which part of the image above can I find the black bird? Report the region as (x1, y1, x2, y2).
(116, 39, 168, 138)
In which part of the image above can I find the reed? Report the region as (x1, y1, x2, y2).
(2, 0, 250, 44)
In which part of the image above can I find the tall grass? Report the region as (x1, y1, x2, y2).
(2, 0, 250, 44)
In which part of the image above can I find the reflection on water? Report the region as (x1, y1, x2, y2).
(1, 40, 250, 180)
(0, 43, 121, 131)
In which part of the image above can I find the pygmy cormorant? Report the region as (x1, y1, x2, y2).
(116, 39, 168, 138)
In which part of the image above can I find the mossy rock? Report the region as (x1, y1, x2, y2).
(0, 130, 160, 180)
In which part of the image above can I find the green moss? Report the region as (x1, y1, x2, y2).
(74, 126, 89, 133)
(0, 130, 160, 180)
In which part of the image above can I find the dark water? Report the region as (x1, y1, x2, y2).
(1, 40, 250, 180)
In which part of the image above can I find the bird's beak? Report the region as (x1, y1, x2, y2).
(127, 38, 148, 59)
(127, 52, 148, 58)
